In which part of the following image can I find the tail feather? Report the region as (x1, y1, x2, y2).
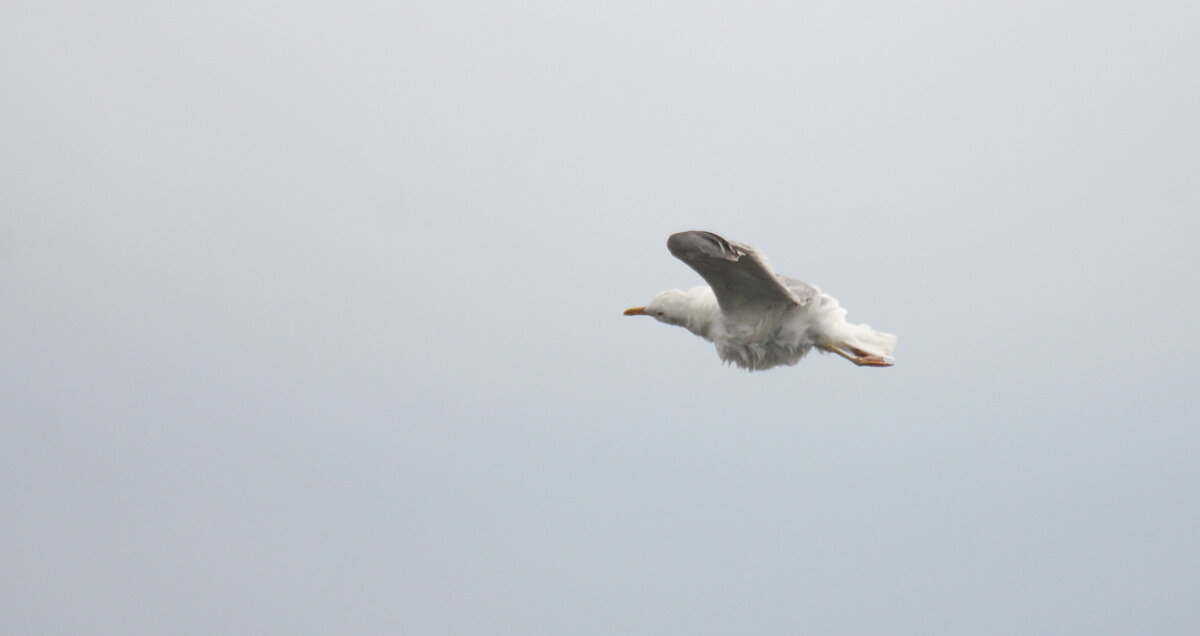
(812, 294, 897, 358)
(841, 324, 897, 358)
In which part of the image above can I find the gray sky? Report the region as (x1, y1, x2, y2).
(3, 1, 1198, 634)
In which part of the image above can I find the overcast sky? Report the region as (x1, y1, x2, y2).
(3, 1, 1198, 634)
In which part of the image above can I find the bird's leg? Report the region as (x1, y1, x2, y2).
(823, 344, 894, 367)
(825, 345, 860, 364)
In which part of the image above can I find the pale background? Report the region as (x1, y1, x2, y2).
(3, 2, 1198, 634)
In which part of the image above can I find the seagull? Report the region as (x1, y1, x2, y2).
(624, 231, 896, 371)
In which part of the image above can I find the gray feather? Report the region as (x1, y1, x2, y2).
(666, 231, 803, 314)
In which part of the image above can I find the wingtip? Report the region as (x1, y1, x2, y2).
(667, 231, 738, 261)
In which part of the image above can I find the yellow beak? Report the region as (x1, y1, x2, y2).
(623, 306, 648, 316)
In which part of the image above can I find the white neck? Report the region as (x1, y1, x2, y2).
(653, 286, 721, 339)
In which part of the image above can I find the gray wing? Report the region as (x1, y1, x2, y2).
(778, 276, 818, 306)
(666, 231, 803, 314)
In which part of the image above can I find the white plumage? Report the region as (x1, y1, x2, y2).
(624, 231, 896, 371)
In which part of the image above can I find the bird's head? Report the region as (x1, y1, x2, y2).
(623, 289, 707, 329)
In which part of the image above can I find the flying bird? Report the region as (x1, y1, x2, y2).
(624, 231, 896, 371)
